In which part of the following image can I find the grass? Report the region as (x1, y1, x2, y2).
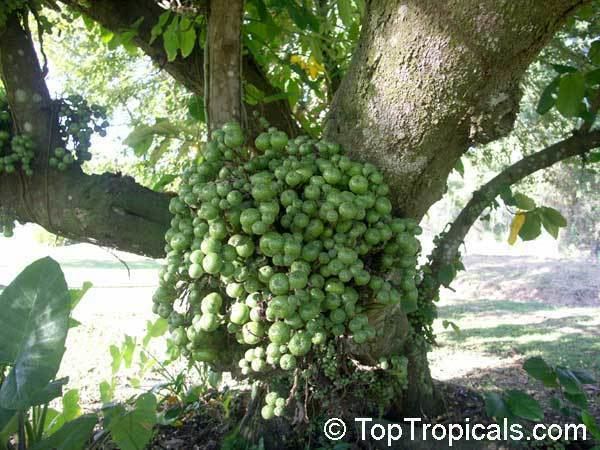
(433, 298, 600, 374)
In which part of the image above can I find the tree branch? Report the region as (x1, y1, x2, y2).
(426, 129, 600, 281)
(205, 0, 243, 131)
(57, 0, 298, 136)
(0, 13, 171, 258)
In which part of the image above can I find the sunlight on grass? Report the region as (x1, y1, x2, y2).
(433, 298, 600, 373)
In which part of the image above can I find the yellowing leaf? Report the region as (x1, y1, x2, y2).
(508, 213, 526, 245)
(306, 55, 324, 79)
(290, 54, 304, 65)
(290, 54, 324, 79)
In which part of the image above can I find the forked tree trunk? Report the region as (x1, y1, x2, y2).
(326, 0, 587, 219)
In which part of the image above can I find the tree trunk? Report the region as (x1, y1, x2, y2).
(326, 0, 587, 219)
(205, 0, 243, 131)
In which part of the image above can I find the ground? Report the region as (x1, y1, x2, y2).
(0, 228, 598, 447)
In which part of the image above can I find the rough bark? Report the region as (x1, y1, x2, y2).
(205, 0, 243, 131)
(326, 0, 588, 219)
(0, 14, 171, 258)
(0, 170, 171, 257)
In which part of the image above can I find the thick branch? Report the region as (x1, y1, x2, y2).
(57, 0, 298, 136)
(206, 0, 243, 131)
(0, 170, 171, 257)
(427, 130, 600, 278)
(0, 13, 60, 158)
(326, 0, 589, 219)
(0, 13, 171, 257)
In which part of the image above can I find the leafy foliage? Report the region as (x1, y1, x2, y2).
(485, 357, 599, 444)
(0, 257, 70, 411)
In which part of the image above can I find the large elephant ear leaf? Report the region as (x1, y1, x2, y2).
(0, 257, 70, 410)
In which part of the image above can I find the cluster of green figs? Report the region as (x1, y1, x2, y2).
(0, 95, 35, 176)
(152, 122, 421, 419)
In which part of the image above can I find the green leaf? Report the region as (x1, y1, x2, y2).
(0, 412, 16, 449)
(582, 410, 600, 440)
(537, 76, 560, 115)
(523, 357, 558, 387)
(286, 1, 319, 31)
(505, 390, 544, 421)
(99, 381, 114, 404)
(453, 158, 464, 177)
(30, 414, 97, 450)
(338, 0, 354, 28)
(107, 393, 157, 450)
(538, 207, 567, 228)
(100, 28, 115, 44)
(518, 211, 541, 241)
(549, 397, 562, 411)
(123, 126, 155, 156)
(401, 294, 418, 314)
(143, 318, 169, 347)
(556, 367, 583, 395)
(148, 138, 171, 166)
(188, 95, 205, 122)
(552, 64, 578, 74)
(0, 408, 14, 434)
(587, 68, 600, 86)
(46, 389, 82, 436)
(0, 258, 71, 410)
(513, 193, 536, 210)
(62, 389, 82, 423)
(442, 320, 461, 336)
(499, 185, 515, 207)
(29, 378, 68, 406)
(564, 391, 588, 409)
(45, 408, 64, 436)
(69, 281, 92, 311)
(122, 336, 136, 369)
(539, 207, 566, 239)
(158, 11, 172, 28)
(437, 264, 456, 288)
(556, 72, 586, 118)
(163, 29, 179, 62)
(589, 40, 600, 65)
(110, 345, 122, 374)
(124, 121, 179, 156)
(179, 27, 197, 58)
(150, 13, 169, 45)
(484, 392, 512, 420)
(151, 174, 177, 192)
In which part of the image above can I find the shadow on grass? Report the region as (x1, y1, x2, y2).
(438, 299, 557, 319)
(59, 259, 161, 270)
(440, 315, 600, 371)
